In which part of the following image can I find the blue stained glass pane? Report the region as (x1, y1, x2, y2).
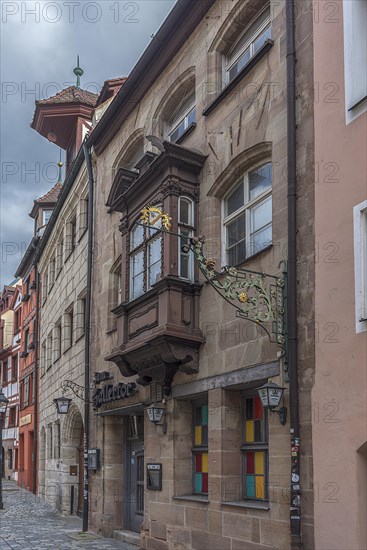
(202, 405, 208, 425)
(246, 475, 256, 498)
(194, 473, 202, 493)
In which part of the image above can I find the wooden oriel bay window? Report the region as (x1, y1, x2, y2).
(129, 213, 162, 301)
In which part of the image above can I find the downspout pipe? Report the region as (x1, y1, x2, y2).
(32, 263, 40, 494)
(82, 141, 94, 532)
(286, 0, 302, 547)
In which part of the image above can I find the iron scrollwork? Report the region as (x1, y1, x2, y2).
(139, 207, 287, 352)
(61, 380, 95, 403)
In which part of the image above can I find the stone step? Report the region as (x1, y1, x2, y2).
(113, 529, 140, 547)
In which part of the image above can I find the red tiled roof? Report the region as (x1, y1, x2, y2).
(35, 181, 63, 204)
(35, 86, 98, 107)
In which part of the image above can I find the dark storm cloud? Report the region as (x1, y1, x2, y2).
(0, 0, 175, 286)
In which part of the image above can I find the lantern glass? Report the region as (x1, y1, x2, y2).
(146, 404, 165, 424)
(257, 382, 284, 410)
(0, 388, 9, 415)
(54, 396, 71, 415)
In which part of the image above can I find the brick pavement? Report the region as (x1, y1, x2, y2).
(0, 481, 137, 550)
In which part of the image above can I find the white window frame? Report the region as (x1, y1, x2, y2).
(43, 209, 53, 225)
(222, 162, 272, 266)
(178, 197, 195, 281)
(225, 6, 271, 86)
(354, 200, 367, 333)
(129, 212, 162, 301)
(168, 96, 196, 143)
(343, 0, 367, 124)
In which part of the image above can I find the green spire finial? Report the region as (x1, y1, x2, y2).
(57, 149, 63, 182)
(73, 55, 83, 88)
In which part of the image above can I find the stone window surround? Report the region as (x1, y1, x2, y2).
(354, 199, 367, 333)
(203, 0, 274, 117)
(172, 361, 278, 506)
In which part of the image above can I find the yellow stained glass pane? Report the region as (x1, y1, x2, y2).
(256, 475, 265, 499)
(246, 420, 254, 442)
(255, 451, 264, 475)
(202, 452, 208, 473)
(195, 426, 202, 445)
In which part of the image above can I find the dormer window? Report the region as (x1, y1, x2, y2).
(129, 212, 162, 301)
(168, 92, 196, 144)
(225, 7, 271, 85)
(43, 210, 53, 225)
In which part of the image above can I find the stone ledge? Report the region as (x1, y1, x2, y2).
(173, 495, 209, 503)
(221, 500, 270, 511)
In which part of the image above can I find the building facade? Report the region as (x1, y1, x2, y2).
(312, 1, 367, 549)
(87, 1, 315, 548)
(14, 181, 62, 492)
(0, 282, 21, 481)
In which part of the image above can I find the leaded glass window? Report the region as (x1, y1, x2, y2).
(242, 394, 268, 501)
(192, 403, 208, 495)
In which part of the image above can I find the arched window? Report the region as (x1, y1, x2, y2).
(223, 161, 272, 265)
(225, 6, 271, 85)
(168, 92, 196, 143)
(178, 197, 195, 280)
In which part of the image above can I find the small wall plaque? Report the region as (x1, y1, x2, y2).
(70, 465, 77, 476)
(147, 463, 162, 491)
(88, 448, 100, 470)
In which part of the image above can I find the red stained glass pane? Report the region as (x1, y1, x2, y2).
(202, 473, 208, 493)
(196, 453, 202, 472)
(254, 396, 263, 419)
(246, 451, 255, 474)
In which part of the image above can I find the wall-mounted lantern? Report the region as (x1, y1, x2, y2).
(257, 381, 287, 425)
(146, 403, 167, 434)
(54, 396, 72, 415)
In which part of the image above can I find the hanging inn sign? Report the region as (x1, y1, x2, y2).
(92, 381, 137, 410)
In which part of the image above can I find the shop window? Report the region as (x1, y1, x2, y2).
(242, 394, 268, 501)
(178, 197, 195, 280)
(223, 162, 272, 265)
(192, 402, 209, 495)
(225, 6, 271, 85)
(168, 92, 196, 144)
(129, 212, 162, 301)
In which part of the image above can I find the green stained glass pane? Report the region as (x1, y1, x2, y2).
(202, 405, 208, 426)
(194, 473, 202, 493)
(246, 475, 255, 498)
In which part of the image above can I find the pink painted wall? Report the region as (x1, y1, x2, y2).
(313, 2, 367, 549)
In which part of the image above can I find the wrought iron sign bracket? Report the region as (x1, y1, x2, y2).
(139, 207, 288, 356)
(61, 380, 95, 404)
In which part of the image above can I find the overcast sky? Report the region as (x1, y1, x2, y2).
(0, 0, 175, 287)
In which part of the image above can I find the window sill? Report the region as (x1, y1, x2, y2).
(173, 495, 209, 504)
(221, 500, 270, 511)
(174, 122, 196, 145)
(203, 39, 274, 117)
(348, 95, 367, 112)
(106, 326, 117, 335)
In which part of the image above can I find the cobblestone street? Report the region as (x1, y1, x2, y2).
(0, 482, 137, 550)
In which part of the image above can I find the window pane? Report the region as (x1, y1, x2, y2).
(180, 254, 190, 279)
(180, 199, 191, 225)
(254, 25, 271, 54)
(229, 48, 251, 81)
(131, 224, 144, 249)
(131, 250, 144, 276)
(148, 238, 162, 287)
(226, 181, 244, 216)
(132, 274, 144, 300)
(249, 163, 272, 201)
(187, 107, 196, 126)
(250, 224, 272, 256)
(227, 239, 247, 265)
(226, 212, 246, 247)
(250, 196, 272, 233)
